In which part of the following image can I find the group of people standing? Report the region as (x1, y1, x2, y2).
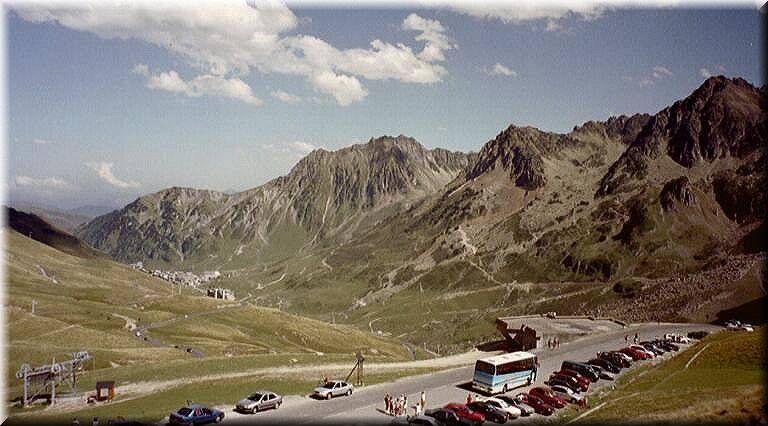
(546, 336, 560, 349)
(624, 333, 639, 344)
(384, 391, 426, 416)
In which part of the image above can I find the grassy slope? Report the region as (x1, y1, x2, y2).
(569, 329, 765, 424)
(5, 229, 412, 416)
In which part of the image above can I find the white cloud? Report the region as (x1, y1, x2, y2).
(271, 90, 302, 104)
(402, 13, 456, 62)
(486, 63, 518, 77)
(449, 3, 606, 26)
(261, 141, 321, 160)
(15, 1, 453, 106)
(700, 65, 726, 79)
(30, 138, 52, 145)
(626, 65, 674, 87)
(133, 64, 262, 105)
(14, 175, 73, 189)
(86, 162, 140, 189)
(651, 66, 673, 79)
(310, 71, 368, 106)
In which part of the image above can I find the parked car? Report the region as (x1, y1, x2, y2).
(630, 344, 656, 358)
(548, 384, 585, 405)
(587, 358, 620, 374)
(546, 374, 586, 393)
(425, 408, 475, 426)
(688, 331, 709, 340)
(555, 369, 591, 389)
(513, 393, 553, 416)
(608, 351, 634, 366)
(235, 391, 282, 413)
(638, 342, 665, 356)
(656, 340, 680, 351)
(169, 404, 223, 425)
(391, 415, 442, 426)
(619, 347, 649, 361)
(597, 352, 630, 369)
(664, 333, 691, 344)
(561, 361, 599, 382)
(311, 380, 353, 399)
(529, 387, 567, 409)
(496, 394, 535, 417)
(480, 397, 522, 419)
(443, 403, 485, 425)
(587, 364, 615, 381)
(467, 401, 508, 424)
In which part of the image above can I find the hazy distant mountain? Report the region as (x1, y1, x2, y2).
(76, 76, 766, 334)
(10, 202, 91, 233)
(6, 207, 103, 259)
(67, 205, 116, 218)
(77, 135, 470, 268)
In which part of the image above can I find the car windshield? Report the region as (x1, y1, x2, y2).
(248, 393, 263, 401)
(322, 382, 336, 389)
(177, 408, 193, 417)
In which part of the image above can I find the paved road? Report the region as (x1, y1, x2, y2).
(216, 323, 720, 425)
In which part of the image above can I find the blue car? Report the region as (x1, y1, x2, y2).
(169, 404, 224, 425)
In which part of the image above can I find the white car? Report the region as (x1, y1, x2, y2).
(549, 384, 585, 405)
(481, 397, 522, 419)
(311, 380, 353, 399)
(664, 333, 691, 344)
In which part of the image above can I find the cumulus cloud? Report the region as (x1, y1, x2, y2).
(310, 71, 368, 106)
(133, 64, 262, 105)
(651, 66, 673, 79)
(271, 90, 302, 104)
(402, 13, 456, 62)
(14, 175, 73, 189)
(15, 1, 453, 106)
(486, 63, 518, 77)
(86, 162, 140, 189)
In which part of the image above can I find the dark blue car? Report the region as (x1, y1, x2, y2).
(169, 404, 224, 425)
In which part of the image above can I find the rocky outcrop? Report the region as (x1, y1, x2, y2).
(659, 176, 696, 211)
(597, 76, 765, 197)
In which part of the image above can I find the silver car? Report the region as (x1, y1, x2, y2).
(312, 380, 354, 399)
(235, 391, 282, 413)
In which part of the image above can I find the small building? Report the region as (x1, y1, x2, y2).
(495, 318, 539, 351)
(207, 287, 235, 301)
(95, 381, 115, 402)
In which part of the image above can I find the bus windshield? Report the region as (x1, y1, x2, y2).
(475, 360, 495, 375)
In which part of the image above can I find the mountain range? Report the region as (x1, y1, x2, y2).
(75, 76, 766, 350)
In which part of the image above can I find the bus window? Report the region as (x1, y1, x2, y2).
(475, 361, 495, 375)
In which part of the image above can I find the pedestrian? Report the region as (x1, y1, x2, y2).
(557, 337, 560, 348)
(403, 395, 408, 415)
(547, 338, 551, 349)
(624, 334, 628, 344)
(420, 391, 426, 414)
(634, 333, 639, 344)
(466, 393, 473, 404)
(385, 393, 391, 415)
(71, 418, 80, 426)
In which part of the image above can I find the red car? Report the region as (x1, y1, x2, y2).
(557, 369, 591, 389)
(443, 403, 485, 424)
(529, 387, 567, 409)
(514, 393, 554, 416)
(620, 347, 649, 361)
(548, 373, 588, 392)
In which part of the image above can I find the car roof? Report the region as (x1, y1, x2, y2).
(478, 351, 536, 365)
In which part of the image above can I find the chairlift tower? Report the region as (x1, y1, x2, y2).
(16, 351, 91, 407)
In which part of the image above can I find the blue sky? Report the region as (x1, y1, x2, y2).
(6, 2, 762, 210)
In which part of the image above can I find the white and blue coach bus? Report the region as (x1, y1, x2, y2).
(472, 352, 538, 394)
